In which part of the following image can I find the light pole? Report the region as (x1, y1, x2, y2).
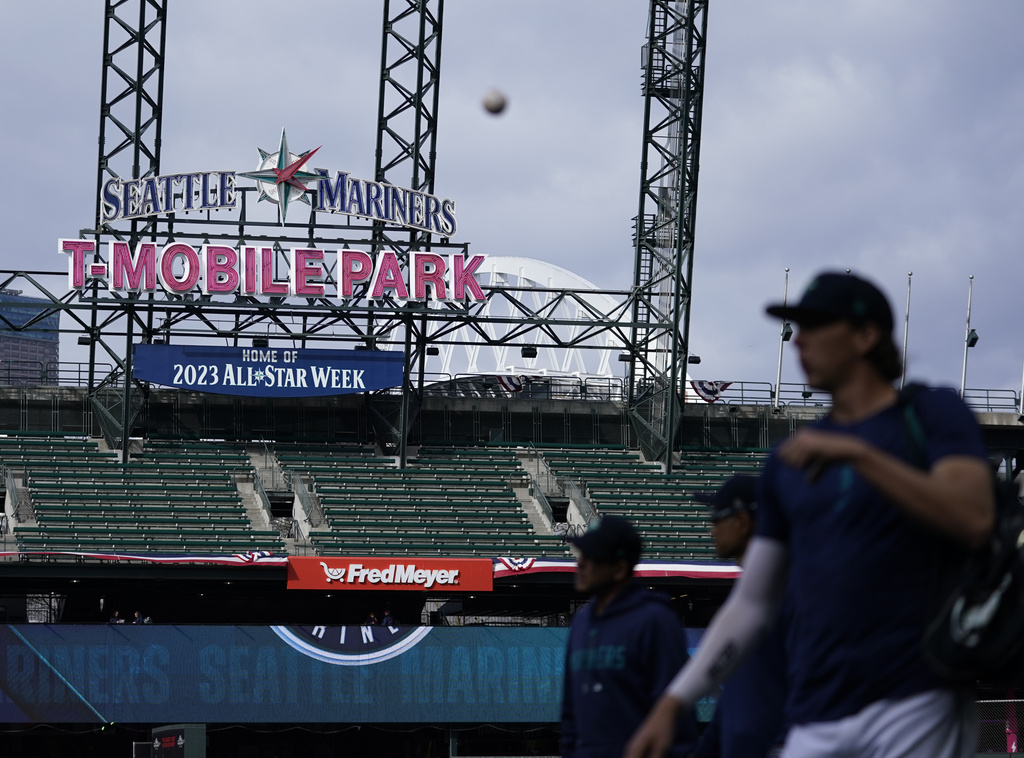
(772, 268, 793, 411)
(960, 275, 978, 399)
(900, 272, 912, 390)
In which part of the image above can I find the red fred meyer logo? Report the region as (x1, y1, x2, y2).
(287, 556, 493, 592)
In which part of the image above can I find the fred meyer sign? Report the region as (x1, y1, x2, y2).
(288, 557, 494, 592)
(133, 344, 403, 398)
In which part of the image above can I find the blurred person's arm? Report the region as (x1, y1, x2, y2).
(624, 538, 787, 758)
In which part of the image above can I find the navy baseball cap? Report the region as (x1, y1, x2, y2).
(695, 475, 759, 523)
(766, 272, 893, 333)
(567, 515, 642, 566)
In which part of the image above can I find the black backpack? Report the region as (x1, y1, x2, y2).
(900, 383, 1024, 683)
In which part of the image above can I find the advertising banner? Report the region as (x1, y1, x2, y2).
(132, 344, 404, 397)
(287, 557, 494, 592)
(0, 625, 569, 724)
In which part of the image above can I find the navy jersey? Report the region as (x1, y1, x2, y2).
(694, 607, 788, 758)
(757, 386, 986, 726)
(561, 580, 698, 758)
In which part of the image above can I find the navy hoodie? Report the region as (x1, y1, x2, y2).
(561, 580, 698, 758)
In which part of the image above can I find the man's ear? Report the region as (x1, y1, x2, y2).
(739, 511, 756, 540)
(613, 559, 632, 583)
(853, 321, 882, 356)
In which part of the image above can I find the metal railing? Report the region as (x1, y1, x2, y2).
(563, 478, 597, 526)
(522, 442, 598, 526)
(5, 468, 29, 523)
(963, 387, 1020, 413)
(0, 361, 114, 388)
(255, 439, 286, 490)
(527, 472, 555, 526)
(411, 374, 627, 402)
(288, 469, 327, 529)
(251, 468, 275, 529)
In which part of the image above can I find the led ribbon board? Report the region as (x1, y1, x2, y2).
(132, 345, 404, 398)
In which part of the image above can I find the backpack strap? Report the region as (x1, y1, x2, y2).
(897, 382, 929, 470)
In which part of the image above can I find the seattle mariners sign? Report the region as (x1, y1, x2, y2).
(67, 129, 483, 303)
(100, 129, 458, 234)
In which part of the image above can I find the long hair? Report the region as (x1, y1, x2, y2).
(865, 329, 902, 382)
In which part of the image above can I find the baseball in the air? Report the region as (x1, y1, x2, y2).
(482, 88, 507, 115)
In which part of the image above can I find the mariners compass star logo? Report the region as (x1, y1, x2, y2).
(239, 128, 321, 222)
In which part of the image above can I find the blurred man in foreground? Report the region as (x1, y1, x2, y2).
(627, 272, 992, 758)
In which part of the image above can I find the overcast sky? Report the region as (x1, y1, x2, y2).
(3, 1, 1024, 397)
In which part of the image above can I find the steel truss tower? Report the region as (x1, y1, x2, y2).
(627, 0, 709, 470)
(0, 1, 708, 469)
(90, 0, 169, 459)
(370, 0, 446, 464)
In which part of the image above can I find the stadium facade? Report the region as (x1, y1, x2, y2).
(4, 1, 1024, 756)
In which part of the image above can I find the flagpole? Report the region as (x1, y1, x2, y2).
(1018, 347, 1024, 419)
(960, 275, 974, 399)
(900, 272, 912, 390)
(773, 268, 790, 412)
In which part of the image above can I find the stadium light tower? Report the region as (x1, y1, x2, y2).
(627, 0, 709, 471)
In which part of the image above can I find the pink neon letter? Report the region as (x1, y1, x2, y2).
(290, 248, 325, 296)
(110, 241, 156, 291)
(260, 248, 289, 295)
(370, 252, 409, 299)
(340, 250, 373, 297)
(158, 243, 201, 292)
(451, 254, 486, 301)
(60, 239, 95, 289)
(242, 247, 258, 294)
(202, 245, 240, 294)
(412, 253, 447, 300)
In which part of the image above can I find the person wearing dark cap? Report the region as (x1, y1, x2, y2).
(560, 515, 698, 758)
(628, 272, 992, 758)
(691, 476, 787, 758)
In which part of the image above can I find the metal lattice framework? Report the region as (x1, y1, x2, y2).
(2, 0, 708, 468)
(627, 0, 709, 469)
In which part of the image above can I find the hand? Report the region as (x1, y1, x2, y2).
(777, 427, 867, 477)
(624, 696, 681, 758)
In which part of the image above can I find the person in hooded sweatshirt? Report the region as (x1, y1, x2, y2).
(560, 515, 698, 758)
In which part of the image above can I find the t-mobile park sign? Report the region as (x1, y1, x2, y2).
(59, 239, 485, 302)
(60, 129, 485, 302)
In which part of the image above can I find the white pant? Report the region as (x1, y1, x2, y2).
(782, 689, 977, 758)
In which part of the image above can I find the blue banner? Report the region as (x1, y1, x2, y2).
(132, 344, 404, 397)
(0, 625, 569, 723)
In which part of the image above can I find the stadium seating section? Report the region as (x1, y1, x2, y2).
(535, 447, 763, 560)
(278, 443, 568, 557)
(5, 436, 284, 554)
(2, 433, 767, 561)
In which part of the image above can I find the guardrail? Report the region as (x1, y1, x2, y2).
(5, 468, 29, 523)
(562, 478, 597, 526)
(0, 361, 115, 388)
(288, 469, 327, 529)
(963, 387, 1020, 413)
(251, 468, 276, 529)
(527, 472, 555, 525)
(696, 380, 1022, 414)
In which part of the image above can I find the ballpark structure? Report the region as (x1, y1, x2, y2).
(1, 1, 1022, 755)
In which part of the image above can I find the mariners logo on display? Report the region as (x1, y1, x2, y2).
(272, 624, 431, 666)
(238, 129, 321, 222)
(98, 126, 458, 238)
